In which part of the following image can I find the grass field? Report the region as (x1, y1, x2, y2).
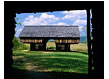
(13, 41, 88, 74)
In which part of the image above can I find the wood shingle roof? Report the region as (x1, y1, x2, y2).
(19, 25, 80, 38)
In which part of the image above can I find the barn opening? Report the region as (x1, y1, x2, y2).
(46, 39, 56, 51)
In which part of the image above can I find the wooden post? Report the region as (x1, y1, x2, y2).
(42, 43, 46, 51)
(87, 9, 93, 77)
(56, 43, 59, 51)
(65, 44, 70, 51)
(30, 43, 36, 51)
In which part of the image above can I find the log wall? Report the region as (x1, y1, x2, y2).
(20, 39, 43, 43)
(20, 38, 80, 44)
(55, 39, 80, 44)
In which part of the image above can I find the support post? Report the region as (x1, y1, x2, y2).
(56, 43, 60, 51)
(65, 44, 70, 51)
(43, 43, 46, 51)
(87, 9, 92, 78)
(30, 43, 36, 51)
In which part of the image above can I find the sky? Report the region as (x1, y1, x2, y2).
(15, 10, 87, 37)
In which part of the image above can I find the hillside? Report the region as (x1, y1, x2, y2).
(80, 36, 87, 44)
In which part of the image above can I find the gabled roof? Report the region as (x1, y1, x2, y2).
(19, 25, 80, 38)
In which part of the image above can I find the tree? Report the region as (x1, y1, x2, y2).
(13, 36, 20, 50)
(13, 36, 28, 50)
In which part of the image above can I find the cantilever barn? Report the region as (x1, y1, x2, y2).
(19, 25, 80, 51)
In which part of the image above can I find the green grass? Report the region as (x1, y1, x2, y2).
(12, 48, 88, 74)
(12, 41, 88, 74)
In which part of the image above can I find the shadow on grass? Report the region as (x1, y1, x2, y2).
(11, 67, 88, 79)
(13, 53, 88, 74)
(43, 49, 88, 55)
(12, 50, 88, 79)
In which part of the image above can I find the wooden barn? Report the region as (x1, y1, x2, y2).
(19, 25, 80, 51)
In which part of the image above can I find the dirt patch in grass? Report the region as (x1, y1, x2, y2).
(25, 62, 51, 72)
(13, 56, 28, 62)
(22, 50, 29, 52)
(13, 55, 51, 72)
(13, 56, 24, 60)
(41, 51, 52, 53)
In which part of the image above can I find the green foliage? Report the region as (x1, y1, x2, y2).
(18, 43, 29, 50)
(13, 37, 28, 50)
(13, 37, 20, 50)
(13, 50, 26, 56)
